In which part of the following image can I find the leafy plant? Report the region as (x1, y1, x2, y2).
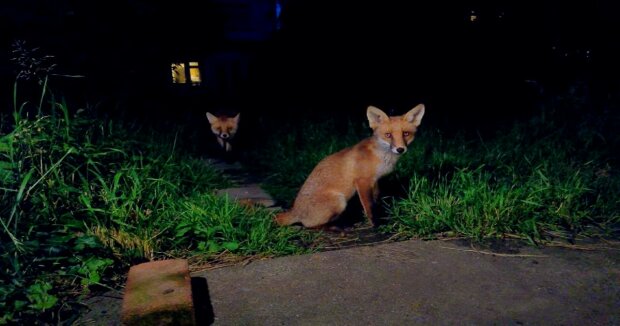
(0, 78, 315, 324)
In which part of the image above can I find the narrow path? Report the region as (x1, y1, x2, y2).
(205, 158, 279, 210)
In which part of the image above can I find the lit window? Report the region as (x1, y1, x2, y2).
(189, 62, 201, 85)
(171, 61, 202, 85)
(469, 10, 478, 22)
(171, 63, 186, 84)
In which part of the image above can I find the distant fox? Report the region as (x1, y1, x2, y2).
(275, 104, 425, 228)
(206, 112, 240, 153)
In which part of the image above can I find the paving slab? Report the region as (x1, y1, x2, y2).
(216, 184, 277, 208)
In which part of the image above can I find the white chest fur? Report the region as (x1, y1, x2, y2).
(375, 151, 400, 180)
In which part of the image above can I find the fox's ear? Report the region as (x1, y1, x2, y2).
(233, 112, 240, 123)
(367, 106, 389, 129)
(206, 112, 217, 124)
(404, 104, 425, 127)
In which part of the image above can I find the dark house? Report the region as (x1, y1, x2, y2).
(167, 0, 283, 113)
(2, 0, 618, 125)
(1, 0, 284, 120)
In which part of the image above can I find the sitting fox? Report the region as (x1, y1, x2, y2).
(206, 112, 240, 153)
(275, 104, 425, 228)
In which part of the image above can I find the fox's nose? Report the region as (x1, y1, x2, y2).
(396, 147, 405, 154)
(221, 133, 229, 139)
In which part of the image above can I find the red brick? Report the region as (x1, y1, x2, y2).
(121, 259, 195, 325)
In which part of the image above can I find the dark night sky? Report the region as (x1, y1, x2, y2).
(1, 0, 619, 126)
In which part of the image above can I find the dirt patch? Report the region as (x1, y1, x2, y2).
(314, 225, 399, 251)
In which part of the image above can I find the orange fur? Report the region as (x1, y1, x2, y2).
(206, 112, 240, 152)
(275, 104, 425, 228)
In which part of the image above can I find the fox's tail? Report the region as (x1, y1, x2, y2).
(274, 211, 297, 226)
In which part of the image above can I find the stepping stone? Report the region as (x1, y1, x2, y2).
(216, 184, 276, 208)
(121, 259, 194, 325)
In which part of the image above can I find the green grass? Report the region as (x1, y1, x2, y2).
(0, 82, 315, 324)
(251, 109, 619, 244)
(387, 119, 619, 242)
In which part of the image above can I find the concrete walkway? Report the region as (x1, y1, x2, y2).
(76, 238, 619, 325)
(201, 239, 619, 325)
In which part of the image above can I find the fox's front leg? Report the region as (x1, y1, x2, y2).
(355, 178, 375, 226)
(372, 182, 380, 201)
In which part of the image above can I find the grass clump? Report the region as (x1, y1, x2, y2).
(0, 82, 313, 324)
(386, 117, 619, 243)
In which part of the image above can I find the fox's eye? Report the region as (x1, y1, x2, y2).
(403, 131, 410, 137)
(385, 133, 392, 138)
